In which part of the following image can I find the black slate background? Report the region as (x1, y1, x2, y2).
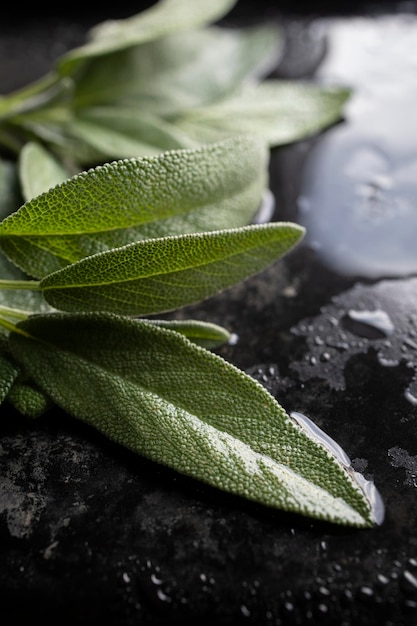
(1, 2, 417, 625)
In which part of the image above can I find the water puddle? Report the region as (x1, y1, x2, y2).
(290, 277, 417, 402)
(295, 14, 417, 280)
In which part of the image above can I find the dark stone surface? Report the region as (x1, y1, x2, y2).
(1, 2, 417, 625)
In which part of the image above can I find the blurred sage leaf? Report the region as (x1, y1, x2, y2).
(71, 24, 282, 115)
(174, 81, 352, 147)
(19, 142, 71, 201)
(58, 0, 239, 76)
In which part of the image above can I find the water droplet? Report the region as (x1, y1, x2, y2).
(253, 189, 276, 224)
(151, 573, 163, 585)
(404, 388, 417, 406)
(403, 570, 417, 591)
(290, 411, 385, 524)
(343, 308, 395, 339)
(291, 412, 351, 467)
(156, 589, 171, 603)
(240, 605, 251, 617)
(360, 586, 374, 597)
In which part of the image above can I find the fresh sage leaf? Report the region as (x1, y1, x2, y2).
(58, 0, 239, 77)
(141, 318, 232, 349)
(6, 375, 53, 418)
(9, 313, 378, 527)
(0, 350, 20, 403)
(39, 223, 305, 316)
(19, 142, 71, 201)
(174, 81, 352, 147)
(66, 107, 197, 160)
(71, 24, 282, 115)
(0, 136, 268, 279)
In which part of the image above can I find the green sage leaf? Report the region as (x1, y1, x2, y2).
(6, 375, 53, 418)
(39, 222, 305, 316)
(19, 142, 71, 201)
(141, 318, 232, 349)
(0, 349, 20, 403)
(71, 24, 282, 115)
(58, 0, 238, 77)
(66, 107, 197, 160)
(9, 312, 380, 527)
(0, 136, 268, 279)
(174, 81, 352, 147)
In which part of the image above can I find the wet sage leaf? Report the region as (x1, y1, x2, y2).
(9, 313, 378, 528)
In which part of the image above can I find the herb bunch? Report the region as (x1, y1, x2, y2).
(0, 0, 382, 527)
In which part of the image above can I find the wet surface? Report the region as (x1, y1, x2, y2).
(1, 2, 417, 625)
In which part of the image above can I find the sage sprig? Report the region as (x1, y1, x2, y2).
(0, 0, 384, 527)
(0, 0, 350, 167)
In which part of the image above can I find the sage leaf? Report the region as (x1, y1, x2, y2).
(0, 136, 268, 279)
(66, 107, 197, 160)
(9, 313, 379, 527)
(6, 376, 53, 418)
(71, 24, 282, 115)
(58, 0, 238, 77)
(0, 157, 21, 216)
(19, 142, 71, 201)
(174, 81, 352, 147)
(0, 350, 20, 403)
(141, 318, 232, 349)
(39, 223, 305, 316)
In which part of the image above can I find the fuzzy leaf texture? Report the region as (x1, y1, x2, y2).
(0, 136, 268, 279)
(9, 313, 381, 528)
(39, 223, 305, 316)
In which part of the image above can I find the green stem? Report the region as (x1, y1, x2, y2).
(0, 279, 40, 290)
(0, 315, 30, 337)
(0, 304, 31, 320)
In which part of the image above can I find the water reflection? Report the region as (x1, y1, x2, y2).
(297, 15, 417, 279)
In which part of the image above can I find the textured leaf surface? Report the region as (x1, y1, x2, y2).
(9, 313, 377, 527)
(0, 136, 268, 279)
(58, 0, 238, 76)
(0, 350, 20, 403)
(6, 376, 53, 418)
(174, 81, 352, 146)
(39, 223, 305, 315)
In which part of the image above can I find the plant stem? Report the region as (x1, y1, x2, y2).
(0, 314, 30, 337)
(0, 304, 31, 320)
(0, 279, 40, 291)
